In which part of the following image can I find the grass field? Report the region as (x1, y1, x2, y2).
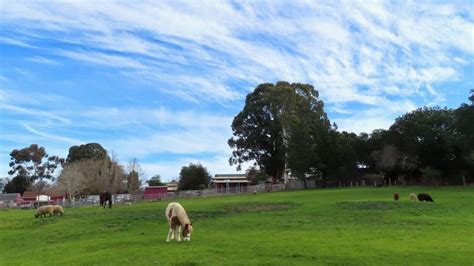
(1, 187, 473, 265)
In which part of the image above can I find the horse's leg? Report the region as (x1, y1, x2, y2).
(176, 226, 182, 241)
(166, 226, 173, 242)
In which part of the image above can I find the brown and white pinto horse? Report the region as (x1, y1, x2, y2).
(165, 202, 193, 242)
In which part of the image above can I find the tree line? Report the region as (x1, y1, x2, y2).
(2, 142, 212, 197)
(2, 82, 472, 195)
(229, 82, 473, 187)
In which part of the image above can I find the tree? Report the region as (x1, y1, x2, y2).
(126, 158, 144, 193)
(178, 163, 210, 190)
(389, 107, 458, 183)
(147, 175, 165, 186)
(3, 176, 29, 194)
(7, 144, 64, 194)
(66, 143, 109, 163)
(61, 158, 126, 195)
(320, 131, 360, 184)
(370, 144, 417, 184)
(245, 166, 267, 185)
(453, 90, 474, 182)
(229, 82, 331, 182)
(57, 162, 87, 200)
(0, 178, 8, 192)
(62, 145, 126, 194)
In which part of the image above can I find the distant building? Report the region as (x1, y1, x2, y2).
(166, 181, 178, 192)
(17, 191, 37, 208)
(212, 174, 250, 193)
(144, 186, 167, 200)
(50, 195, 66, 205)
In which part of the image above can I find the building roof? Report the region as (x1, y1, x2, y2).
(213, 180, 250, 184)
(213, 174, 248, 180)
(22, 191, 37, 198)
(212, 174, 249, 183)
(214, 174, 247, 178)
(144, 186, 167, 193)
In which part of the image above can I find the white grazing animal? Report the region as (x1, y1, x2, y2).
(165, 202, 193, 242)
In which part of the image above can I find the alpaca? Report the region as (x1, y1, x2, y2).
(53, 205, 64, 215)
(409, 193, 417, 201)
(165, 202, 193, 242)
(393, 192, 400, 201)
(34, 205, 54, 218)
(418, 193, 434, 202)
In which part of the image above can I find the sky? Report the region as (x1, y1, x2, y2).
(0, 0, 473, 182)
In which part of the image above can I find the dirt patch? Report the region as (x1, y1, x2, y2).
(188, 202, 297, 220)
(335, 201, 437, 211)
(222, 202, 296, 213)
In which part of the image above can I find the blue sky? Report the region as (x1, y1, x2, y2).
(0, 1, 473, 181)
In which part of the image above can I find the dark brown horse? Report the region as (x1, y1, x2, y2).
(99, 191, 112, 208)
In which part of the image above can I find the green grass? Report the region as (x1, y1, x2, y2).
(1, 187, 473, 265)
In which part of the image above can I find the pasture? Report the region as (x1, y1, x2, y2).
(1, 187, 473, 265)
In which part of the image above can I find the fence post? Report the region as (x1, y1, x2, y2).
(350, 181, 353, 187)
(463, 176, 466, 187)
(362, 179, 365, 186)
(356, 181, 359, 187)
(389, 177, 392, 187)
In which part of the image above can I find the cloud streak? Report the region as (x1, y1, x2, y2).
(2, 1, 471, 105)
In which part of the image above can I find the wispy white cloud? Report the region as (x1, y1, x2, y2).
(21, 123, 81, 144)
(26, 56, 59, 65)
(333, 98, 418, 134)
(0, 103, 71, 124)
(0, 36, 36, 48)
(3, 0, 470, 106)
(56, 50, 147, 69)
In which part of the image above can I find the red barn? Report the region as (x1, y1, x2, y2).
(144, 186, 168, 200)
(17, 191, 37, 208)
(50, 195, 65, 205)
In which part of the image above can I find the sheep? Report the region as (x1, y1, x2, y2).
(393, 192, 400, 201)
(53, 205, 64, 215)
(409, 193, 417, 201)
(34, 205, 54, 218)
(418, 193, 434, 202)
(165, 202, 193, 242)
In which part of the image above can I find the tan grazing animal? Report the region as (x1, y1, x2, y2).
(165, 202, 193, 242)
(409, 193, 417, 201)
(34, 205, 54, 218)
(53, 205, 64, 215)
(393, 192, 400, 201)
